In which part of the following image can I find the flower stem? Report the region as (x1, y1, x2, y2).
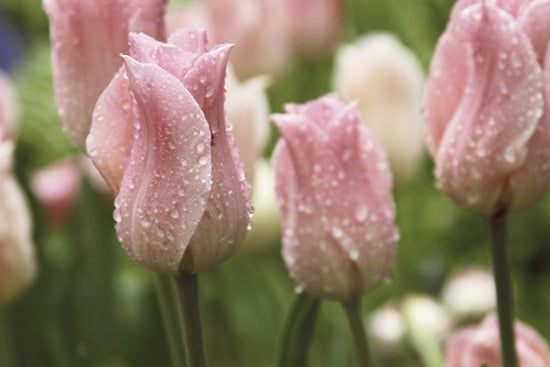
(488, 216, 517, 367)
(0, 309, 12, 367)
(155, 274, 187, 367)
(342, 298, 372, 367)
(175, 272, 206, 367)
(278, 292, 320, 367)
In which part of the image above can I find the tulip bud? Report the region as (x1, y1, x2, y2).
(334, 33, 425, 183)
(30, 159, 81, 225)
(0, 71, 17, 142)
(423, 0, 550, 216)
(446, 313, 550, 367)
(87, 28, 251, 274)
(441, 267, 496, 321)
(225, 66, 270, 184)
(0, 142, 36, 305)
(44, 0, 167, 149)
(272, 94, 398, 300)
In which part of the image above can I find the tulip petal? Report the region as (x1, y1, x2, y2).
(43, 0, 167, 149)
(114, 58, 212, 274)
(86, 68, 135, 193)
(519, 0, 550, 64)
(183, 47, 252, 272)
(0, 71, 17, 142)
(424, 3, 544, 214)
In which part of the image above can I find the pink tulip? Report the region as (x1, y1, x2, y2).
(43, 0, 167, 149)
(31, 159, 81, 225)
(88, 28, 251, 273)
(0, 71, 17, 142)
(446, 313, 550, 367)
(272, 94, 398, 300)
(0, 142, 36, 305)
(281, 0, 344, 57)
(423, 0, 550, 215)
(167, 0, 292, 79)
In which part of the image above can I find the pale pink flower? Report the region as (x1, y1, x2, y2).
(0, 71, 17, 142)
(0, 142, 36, 305)
(272, 94, 398, 299)
(167, 0, 291, 79)
(43, 0, 167, 148)
(446, 313, 550, 367)
(281, 0, 344, 57)
(423, 0, 550, 215)
(88, 28, 251, 273)
(31, 159, 81, 225)
(334, 33, 425, 183)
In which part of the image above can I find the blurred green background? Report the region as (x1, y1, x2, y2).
(1, 0, 550, 366)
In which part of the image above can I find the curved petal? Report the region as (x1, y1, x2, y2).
(86, 68, 135, 193)
(43, 0, 167, 148)
(115, 58, 212, 274)
(425, 3, 544, 215)
(183, 47, 252, 272)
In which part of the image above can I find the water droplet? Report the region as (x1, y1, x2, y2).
(350, 248, 360, 261)
(170, 209, 179, 219)
(197, 142, 205, 153)
(332, 226, 343, 239)
(198, 155, 208, 165)
(113, 208, 121, 222)
(354, 204, 368, 221)
(128, 179, 135, 190)
(177, 188, 185, 197)
(122, 102, 130, 111)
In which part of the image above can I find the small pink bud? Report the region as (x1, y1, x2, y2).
(30, 159, 81, 225)
(423, 0, 550, 215)
(0, 142, 36, 305)
(0, 71, 17, 142)
(43, 0, 167, 149)
(334, 33, 425, 183)
(446, 313, 550, 367)
(272, 94, 398, 300)
(88, 28, 251, 274)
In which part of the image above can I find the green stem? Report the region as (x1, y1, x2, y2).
(342, 298, 372, 367)
(155, 274, 187, 367)
(488, 216, 517, 367)
(0, 309, 12, 367)
(278, 292, 320, 367)
(175, 273, 206, 367)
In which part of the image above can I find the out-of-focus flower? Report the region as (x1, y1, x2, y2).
(446, 313, 550, 367)
(423, 0, 550, 216)
(441, 267, 496, 321)
(0, 70, 17, 141)
(87, 28, 251, 274)
(43, 0, 167, 148)
(30, 159, 81, 225)
(334, 33, 425, 183)
(281, 0, 344, 57)
(167, 0, 291, 79)
(402, 295, 453, 367)
(272, 94, 398, 300)
(369, 303, 407, 360)
(225, 66, 270, 184)
(0, 142, 36, 305)
(237, 160, 280, 254)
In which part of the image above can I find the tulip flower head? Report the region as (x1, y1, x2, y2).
(423, 0, 550, 216)
(44, 0, 167, 148)
(0, 142, 36, 305)
(334, 33, 425, 183)
(272, 94, 398, 300)
(87, 28, 252, 274)
(446, 313, 550, 367)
